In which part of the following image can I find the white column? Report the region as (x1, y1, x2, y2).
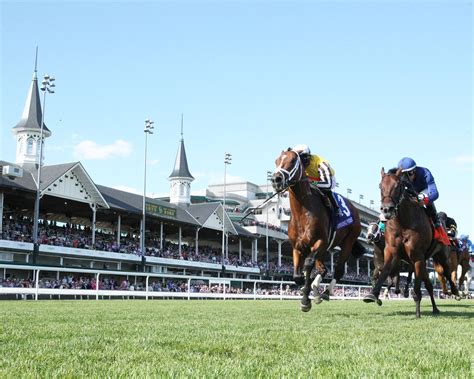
(225, 233, 228, 259)
(238, 239, 242, 261)
(254, 238, 258, 263)
(160, 222, 164, 250)
(356, 258, 360, 276)
(178, 226, 182, 256)
(116, 214, 121, 246)
(345, 262, 348, 274)
(0, 192, 4, 235)
(60, 257, 64, 266)
(195, 227, 200, 255)
(367, 259, 371, 277)
(90, 203, 96, 246)
(277, 240, 282, 267)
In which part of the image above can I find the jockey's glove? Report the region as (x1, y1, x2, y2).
(417, 193, 429, 206)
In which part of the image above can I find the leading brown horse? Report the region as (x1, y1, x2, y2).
(363, 168, 459, 317)
(271, 148, 366, 312)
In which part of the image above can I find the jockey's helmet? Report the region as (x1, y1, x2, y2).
(460, 234, 469, 240)
(292, 144, 311, 155)
(398, 157, 417, 172)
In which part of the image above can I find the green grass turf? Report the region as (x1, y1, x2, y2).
(0, 299, 472, 378)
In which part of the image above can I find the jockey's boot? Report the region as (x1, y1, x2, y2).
(426, 203, 441, 228)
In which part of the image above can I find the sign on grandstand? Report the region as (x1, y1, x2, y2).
(146, 202, 177, 218)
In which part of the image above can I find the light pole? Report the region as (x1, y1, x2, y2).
(359, 194, 364, 204)
(265, 171, 272, 275)
(346, 188, 352, 199)
(222, 152, 232, 269)
(141, 119, 154, 270)
(32, 74, 55, 264)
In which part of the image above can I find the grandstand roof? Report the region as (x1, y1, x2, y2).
(0, 160, 37, 192)
(187, 202, 238, 234)
(97, 185, 200, 226)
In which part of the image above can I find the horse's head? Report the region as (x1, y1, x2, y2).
(271, 148, 304, 192)
(379, 167, 405, 219)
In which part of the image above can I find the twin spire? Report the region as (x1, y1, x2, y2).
(12, 50, 194, 205)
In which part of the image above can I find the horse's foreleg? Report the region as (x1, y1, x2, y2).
(310, 241, 327, 304)
(433, 249, 460, 299)
(300, 254, 315, 312)
(364, 247, 398, 306)
(404, 267, 413, 298)
(421, 268, 440, 315)
(435, 266, 448, 295)
(292, 248, 304, 285)
(394, 274, 401, 295)
(413, 260, 426, 318)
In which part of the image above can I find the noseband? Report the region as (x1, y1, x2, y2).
(274, 151, 304, 187)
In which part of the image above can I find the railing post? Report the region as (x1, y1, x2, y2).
(146, 275, 150, 300)
(253, 281, 256, 300)
(188, 278, 191, 300)
(280, 282, 283, 300)
(35, 269, 40, 301)
(96, 273, 100, 300)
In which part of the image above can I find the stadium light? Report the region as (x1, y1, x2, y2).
(141, 118, 154, 271)
(32, 74, 56, 264)
(222, 152, 232, 270)
(346, 188, 352, 199)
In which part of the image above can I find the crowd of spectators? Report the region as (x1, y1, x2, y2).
(3, 215, 376, 285)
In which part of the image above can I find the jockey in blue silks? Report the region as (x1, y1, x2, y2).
(398, 157, 441, 228)
(459, 235, 473, 254)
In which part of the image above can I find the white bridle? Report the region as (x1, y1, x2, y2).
(274, 150, 304, 186)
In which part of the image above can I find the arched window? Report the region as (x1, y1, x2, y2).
(27, 137, 34, 155)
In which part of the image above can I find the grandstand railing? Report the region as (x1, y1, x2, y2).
(0, 263, 446, 301)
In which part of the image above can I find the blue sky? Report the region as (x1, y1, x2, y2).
(1, 1, 472, 236)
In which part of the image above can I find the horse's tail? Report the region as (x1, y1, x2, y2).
(352, 240, 367, 259)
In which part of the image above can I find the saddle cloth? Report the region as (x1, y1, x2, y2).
(433, 225, 450, 246)
(333, 193, 354, 231)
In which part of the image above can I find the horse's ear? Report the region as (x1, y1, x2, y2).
(395, 168, 403, 177)
(381, 167, 385, 177)
(287, 147, 292, 152)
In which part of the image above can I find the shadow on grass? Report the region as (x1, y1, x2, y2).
(386, 310, 474, 318)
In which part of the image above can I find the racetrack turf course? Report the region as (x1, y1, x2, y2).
(1, 299, 472, 377)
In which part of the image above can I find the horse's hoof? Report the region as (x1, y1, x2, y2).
(403, 291, 409, 298)
(300, 302, 312, 312)
(313, 295, 323, 305)
(376, 299, 382, 306)
(321, 290, 330, 301)
(433, 308, 440, 315)
(455, 295, 461, 301)
(363, 294, 378, 303)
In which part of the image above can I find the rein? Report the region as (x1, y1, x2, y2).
(239, 189, 284, 222)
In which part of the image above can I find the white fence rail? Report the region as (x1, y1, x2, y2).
(0, 263, 440, 301)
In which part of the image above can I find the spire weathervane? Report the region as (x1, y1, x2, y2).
(34, 46, 38, 77)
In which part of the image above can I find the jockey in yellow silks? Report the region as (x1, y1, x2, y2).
(293, 144, 342, 216)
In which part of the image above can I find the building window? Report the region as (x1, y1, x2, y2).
(27, 137, 34, 155)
